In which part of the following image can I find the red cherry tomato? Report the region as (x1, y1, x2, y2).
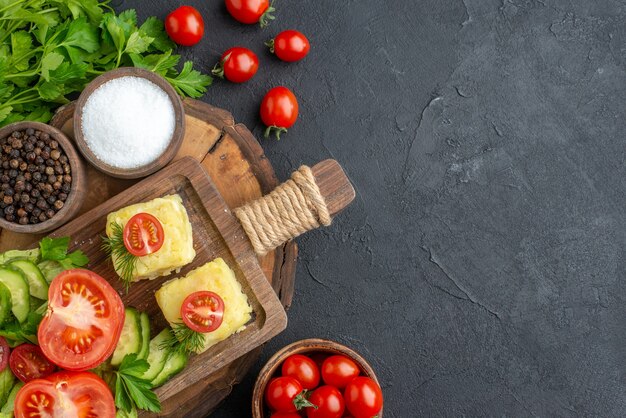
(225, 0, 275, 27)
(270, 413, 301, 418)
(265, 376, 313, 413)
(9, 344, 55, 383)
(165, 5, 204, 46)
(181, 291, 225, 333)
(213, 47, 259, 83)
(123, 213, 165, 256)
(281, 354, 320, 390)
(268, 30, 310, 62)
(307, 385, 345, 418)
(321, 355, 361, 389)
(344, 377, 383, 418)
(260, 86, 299, 139)
(14, 371, 115, 418)
(0, 337, 8, 372)
(38, 269, 125, 371)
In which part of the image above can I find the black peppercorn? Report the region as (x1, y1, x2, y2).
(52, 181, 61, 191)
(47, 195, 56, 204)
(58, 193, 67, 201)
(8, 170, 17, 178)
(20, 194, 29, 204)
(45, 209, 55, 219)
(25, 128, 34, 136)
(38, 212, 47, 222)
(18, 216, 28, 225)
(41, 133, 49, 141)
(54, 200, 64, 210)
(4, 206, 14, 215)
(36, 199, 47, 210)
(45, 167, 54, 176)
(47, 174, 56, 184)
(61, 183, 71, 194)
(32, 208, 41, 216)
(5, 214, 15, 222)
(3, 196, 12, 205)
(17, 208, 26, 218)
(9, 159, 18, 169)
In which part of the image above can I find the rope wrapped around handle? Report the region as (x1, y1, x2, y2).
(234, 165, 331, 256)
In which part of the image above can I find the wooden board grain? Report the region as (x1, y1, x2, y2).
(0, 98, 298, 417)
(52, 157, 288, 407)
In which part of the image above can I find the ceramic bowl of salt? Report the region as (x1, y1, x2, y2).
(73, 67, 185, 179)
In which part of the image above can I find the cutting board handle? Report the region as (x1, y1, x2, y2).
(234, 159, 355, 256)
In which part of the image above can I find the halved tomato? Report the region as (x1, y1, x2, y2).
(181, 291, 225, 333)
(38, 269, 124, 371)
(14, 371, 115, 418)
(123, 213, 165, 256)
(9, 344, 55, 382)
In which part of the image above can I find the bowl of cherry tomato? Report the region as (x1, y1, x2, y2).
(253, 338, 384, 418)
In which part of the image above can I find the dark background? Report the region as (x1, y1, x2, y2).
(120, 0, 626, 416)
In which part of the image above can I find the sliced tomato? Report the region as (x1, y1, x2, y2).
(9, 344, 55, 382)
(0, 336, 8, 371)
(123, 213, 165, 256)
(181, 291, 225, 333)
(38, 269, 124, 371)
(14, 371, 115, 418)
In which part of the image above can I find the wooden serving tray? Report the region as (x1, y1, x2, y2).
(53, 156, 288, 406)
(0, 99, 298, 417)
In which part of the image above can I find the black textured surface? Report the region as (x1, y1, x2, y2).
(120, 0, 626, 416)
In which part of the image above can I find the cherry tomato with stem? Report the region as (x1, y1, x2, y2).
(0, 337, 9, 372)
(267, 30, 310, 62)
(38, 269, 125, 371)
(321, 355, 361, 389)
(181, 291, 225, 333)
(225, 0, 275, 27)
(281, 354, 320, 390)
(212, 47, 259, 83)
(265, 376, 315, 413)
(9, 344, 55, 383)
(14, 371, 115, 418)
(260, 86, 299, 140)
(307, 385, 345, 418)
(165, 5, 204, 46)
(123, 213, 165, 256)
(344, 377, 383, 418)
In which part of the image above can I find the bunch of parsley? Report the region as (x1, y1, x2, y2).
(0, 0, 211, 127)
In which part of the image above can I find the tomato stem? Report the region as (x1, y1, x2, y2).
(265, 39, 275, 54)
(259, 2, 276, 28)
(294, 391, 317, 410)
(264, 125, 288, 140)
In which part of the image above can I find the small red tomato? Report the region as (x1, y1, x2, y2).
(9, 344, 55, 383)
(270, 413, 301, 418)
(180, 291, 225, 333)
(260, 86, 299, 139)
(281, 354, 320, 390)
(268, 30, 310, 62)
(344, 377, 383, 418)
(307, 386, 345, 418)
(0, 337, 9, 372)
(321, 355, 360, 389)
(265, 376, 314, 413)
(165, 5, 204, 46)
(123, 213, 165, 257)
(212, 47, 259, 83)
(225, 0, 275, 27)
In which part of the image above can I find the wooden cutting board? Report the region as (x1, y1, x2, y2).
(0, 99, 298, 417)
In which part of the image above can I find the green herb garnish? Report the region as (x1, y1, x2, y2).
(160, 323, 205, 355)
(0, 1, 211, 127)
(39, 236, 89, 268)
(101, 221, 137, 291)
(114, 353, 161, 414)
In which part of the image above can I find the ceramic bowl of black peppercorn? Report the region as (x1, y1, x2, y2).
(0, 121, 85, 234)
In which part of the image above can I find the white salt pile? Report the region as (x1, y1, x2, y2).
(81, 76, 176, 169)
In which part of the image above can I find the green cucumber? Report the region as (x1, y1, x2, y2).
(151, 349, 188, 387)
(0, 268, 29, 322)
(0, 283, 11, 325)
(0, 249, 39, 265)
(110, 308, 142, 366)
(8, 260, 48, 300)
(138, 329, 172, 381)
(138, 312, 150, 360)
(0, 368, 15, 407)
(1, 381, 23, 413)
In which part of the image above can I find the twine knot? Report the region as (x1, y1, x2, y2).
(234, 165, 331, 256)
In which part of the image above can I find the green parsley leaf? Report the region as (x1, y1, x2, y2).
(129, 51, 179, 76)
(63, 17, 100, 53)
(166, 61, 212, 98)
(115, 353, 161, 413)
(124, 31, 153, 55)
(139, 17, 174, 53)
(10, 31, 33, 71)
(39, 236, 70, 260)
(40, 52, 64, 81)
(0, 106, 12, 124)
(37, 81, 64, 101)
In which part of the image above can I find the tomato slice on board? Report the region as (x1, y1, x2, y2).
(0, 337, 8, 372)
(180, 291, 225, 333)
(38, 269, 124, 371)
(123, 213, 165, 256)
(14, 371, 115, 418)
(9, 344, 55, 382)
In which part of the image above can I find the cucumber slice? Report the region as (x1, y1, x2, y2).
(151, 349, 188, 387)
(138, 312, 150, 360)
(139, 329, 172, 381)
(110, 308, 142, 366)
(0, 368, 15, 407)
(0, 283, 11, 325)
(8, 260, 48, 300)
(1, 380, 23, 413)
(0, 267, 29, 322)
